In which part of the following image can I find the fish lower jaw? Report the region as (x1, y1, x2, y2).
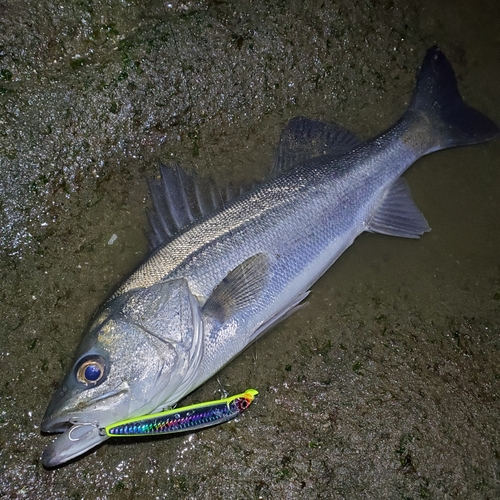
(41, 421, 108, 468)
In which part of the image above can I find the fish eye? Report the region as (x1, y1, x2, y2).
(76, 356, 106, 385)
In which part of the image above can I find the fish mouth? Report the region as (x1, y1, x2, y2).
(41, 384, 130, 433)
(41, 385, 131, 467)
(41, 415, 77, 434)
(41, 414, 100, 434)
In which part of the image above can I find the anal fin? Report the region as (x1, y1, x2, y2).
(367, 177, 430, 239)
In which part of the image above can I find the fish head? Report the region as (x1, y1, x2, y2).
(41, 279, 204, 467)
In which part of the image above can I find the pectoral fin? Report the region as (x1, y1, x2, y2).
(203, 254, 270, 323)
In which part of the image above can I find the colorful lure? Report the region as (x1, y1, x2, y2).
(103, 389, 258, 437)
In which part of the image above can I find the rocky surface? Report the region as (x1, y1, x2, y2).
(1, 0, 499, 498)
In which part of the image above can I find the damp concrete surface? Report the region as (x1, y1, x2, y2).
(1, 0, 499, 498)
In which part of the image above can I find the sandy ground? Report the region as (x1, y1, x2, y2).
(1, 0, 499, 498)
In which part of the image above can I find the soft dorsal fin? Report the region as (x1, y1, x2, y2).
(271, 116, 362, 177)
(366, 177, 431, 238)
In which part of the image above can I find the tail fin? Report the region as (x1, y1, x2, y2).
(409, 47, 499, 149)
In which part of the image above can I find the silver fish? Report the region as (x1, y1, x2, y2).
(41, 47, 499, 466)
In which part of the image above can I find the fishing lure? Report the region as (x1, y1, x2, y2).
(103, 389, 258, 437)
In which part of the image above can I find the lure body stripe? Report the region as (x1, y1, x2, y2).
(104, 389, 258, 437)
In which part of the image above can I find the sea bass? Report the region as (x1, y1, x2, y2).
(41, 47, 498, 466)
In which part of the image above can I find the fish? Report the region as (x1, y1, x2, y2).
(40, 47, 499, 467)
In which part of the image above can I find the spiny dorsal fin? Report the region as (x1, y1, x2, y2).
(147, 163, 225, 249)
(271, 116, 362, 177)
(366, 177, 430, 238)
(147, 163, 259, 250)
